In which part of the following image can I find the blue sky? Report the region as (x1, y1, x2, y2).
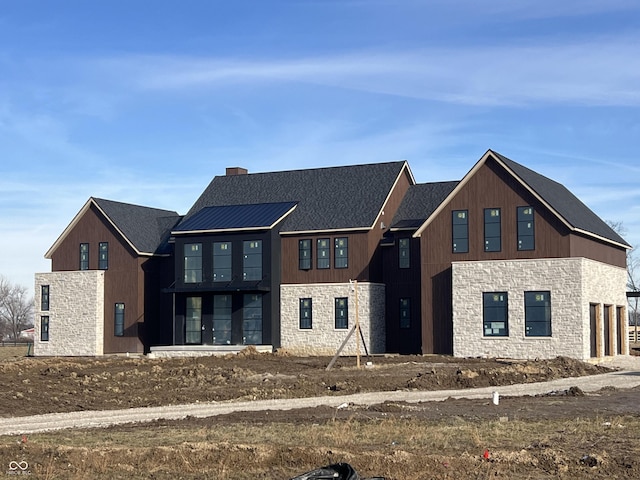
(1, 0, 639, 292)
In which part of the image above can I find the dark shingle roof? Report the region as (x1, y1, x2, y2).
(491, 151, 629, 247)
(180, 161, 408, 233)
(93, 198, 181, 254)
(391, 181, 459, 230)
(174, 202, 297, 233)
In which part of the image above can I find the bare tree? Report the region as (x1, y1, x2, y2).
(0, 276, 34, 342)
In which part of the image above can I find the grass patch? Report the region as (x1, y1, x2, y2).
(0, 345, 29, 360)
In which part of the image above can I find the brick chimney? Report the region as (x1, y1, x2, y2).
(226, 167, 248, 176)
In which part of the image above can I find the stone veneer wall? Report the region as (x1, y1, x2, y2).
(280, 283, 385, 355)
(452, 258, 627, 360)
(34, 271, 105, 356)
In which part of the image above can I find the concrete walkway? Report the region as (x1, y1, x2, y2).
(2, 356, 639, 436)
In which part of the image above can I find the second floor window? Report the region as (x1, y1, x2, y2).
(41, 285, 50, 311)
(399, 238, 410, 268)
(243, 240, 262, 281)
(184, 243, 202, 283)
(452, 210, 468, 253)
(317, 238, 330, 269)
(213, 242, 232, 282)
(79, 243, 89, 270)
(484, 208, 501, 252)
(334, 238, 348, 269)
(99, 242, 109, 270)
(517, 206, 535, 251)
(299, 239, 311, 270)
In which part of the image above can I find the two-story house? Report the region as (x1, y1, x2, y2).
(33, 150, 631, 360)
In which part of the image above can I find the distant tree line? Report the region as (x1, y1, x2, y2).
(0, 276, 33, 343)
(607, 221, 639, 326)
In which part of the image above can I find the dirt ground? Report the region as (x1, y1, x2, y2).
(1, 348, 640, 479)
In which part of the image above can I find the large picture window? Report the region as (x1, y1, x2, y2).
(185, 296, 202, 344)
(452, 210, 468, 253)
(299, 239, 311, 270)
(114, 303, 125, 337)
(399, 238, 410, 268)
(79, 243, 89, 270)
(483, 292, 508, 336)
(525, 291, 552, 337)
(243, 240, 262, 281)
(184, 243, 202, 283)
(484, 208, 501, 252)
(300, 298, 312, 329)
(213, 242, 232, 282)
(317, 238, 330, 269)
(335, 297, 348, 329)
(335, 237, 348, 269)
(517, 206, 535, 251)
(99, 242, 109, 270)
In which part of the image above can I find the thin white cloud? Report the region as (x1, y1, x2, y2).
(91, 34, 640, 107)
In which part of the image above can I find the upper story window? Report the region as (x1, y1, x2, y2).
(184, 243, 202, 283)
(452, 210, 469, 253)
(79, 243, 89, 270)
(41, 285, 50, 311)
(335, 297, 348, 329)
(517, 206, 535, 251)
(334, 237, 348, 269)
(299, 298, 312, 329)
(213, 242, 232, 282)
(299, 239, 312, 270)
(484, 208, 501, 252)
(399, 238, 410, 268)
(525, 291, 552, 337)
(114, 303, 125, 337)
(99, 242, 109, 270)
(243, 240, 262, 281)
(483, 292, 508, 337)
(317, 238, 330, 269)
(400, 298, 411, 329)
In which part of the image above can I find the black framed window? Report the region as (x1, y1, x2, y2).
(41, 285, 50, 311)
(243, 294, 263, 344)
(399, 238, 410, 268)
(243, 240, 262, 281)
(185, 296, 202, 344)
(483, 292, 508, 336)
(517, 206, 535, 251)
(300, 298, 312, 329)
(335, 297, 348, 329)
(400, 298, 411, 329)
(452, 210, 469, 253)
(184, 243, 202, 283)
(79, 243, 89, 270)
(484, 208, 501, 252)
(299, 239, 312, 270)
(213, 295, 232, 345)
(213, 242, 232, 282)
(317, 238, 330, 269)
(99, 242, 109, 270)
(40, 316, 49, 342)
(114, 303, 125, 337)
(335, 237, 348, 269)
(525, 291, 552, 337)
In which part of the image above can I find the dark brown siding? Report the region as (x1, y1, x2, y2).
(420, 156, 623, 354)
(50, 204, 145, 353)
(281, 167, 413, 285)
